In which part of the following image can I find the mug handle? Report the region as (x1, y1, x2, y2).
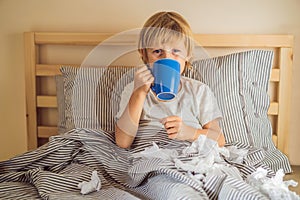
(147, 65, 156, 93)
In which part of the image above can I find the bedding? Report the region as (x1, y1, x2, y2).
(0, 128, 298, 199)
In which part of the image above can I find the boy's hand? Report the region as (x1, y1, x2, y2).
(160, 116, 197, 141)
(160, 116, 182, 136)
(133, 65, 154, 95)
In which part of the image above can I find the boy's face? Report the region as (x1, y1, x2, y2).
(145, 40, 188, 74)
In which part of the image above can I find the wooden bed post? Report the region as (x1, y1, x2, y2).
(277, 47, 293, 157)
(24, 32, 38, 150)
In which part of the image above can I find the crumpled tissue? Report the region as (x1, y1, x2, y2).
(131, 142, 178, 160)
(247, 167, 300, 200)
(225, 145, 248, 163)
(78, 170, 101, 195)
(174, 135, 223, 173)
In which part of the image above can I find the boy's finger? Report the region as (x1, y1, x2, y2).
(136, 65, 148, 73)
(160, 116, 181, 124)
(164, 121, 179, 129)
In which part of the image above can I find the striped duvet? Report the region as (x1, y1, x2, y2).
(0, 128, 285, 200)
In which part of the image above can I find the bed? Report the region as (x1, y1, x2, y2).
(0, 32, 298, 199)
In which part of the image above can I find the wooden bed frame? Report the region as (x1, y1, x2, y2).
(24, 32, 294, 157)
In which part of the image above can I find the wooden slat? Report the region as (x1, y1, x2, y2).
(34, 94, 278, 116)
(38, 126, 58, 138)
(35, 97, 278, 115)
(277, 48, 293, 156)
(36, 64, 281, 83)
(37, 96, 57, 108)
(34, 32, 138, 45)
(268, 102, 279, 115)
(36, 64, 80, 76)
(32, 32, 294, 48)
(35, 32, 112, 45)
(36, 64, 136, 76)
(270, 69, 280, 82)
(36, 64, 62, 76)
(24, 32, 38, 150)
(193, 34, 294, 47)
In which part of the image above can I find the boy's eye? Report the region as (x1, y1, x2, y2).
(172, 49, 181, 55)
(150, 48, 186, 58)
(152, 49, 162, 55)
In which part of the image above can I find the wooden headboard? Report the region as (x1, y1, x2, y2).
(24, 32, 293, 156)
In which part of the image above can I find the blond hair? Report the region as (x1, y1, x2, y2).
(138, 11, 194, 68)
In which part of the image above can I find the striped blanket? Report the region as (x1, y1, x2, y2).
(0, 128, 295, 200)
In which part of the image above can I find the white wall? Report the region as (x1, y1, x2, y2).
(0, 0, 299, 164)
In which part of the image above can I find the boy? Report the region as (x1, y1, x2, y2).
(115, 11, 225, 149)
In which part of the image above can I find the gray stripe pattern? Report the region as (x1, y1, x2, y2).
(1, 128, 280, 199)
(59, 66, 135, 134)
(190, 50, 291, 173)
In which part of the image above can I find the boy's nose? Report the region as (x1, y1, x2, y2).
(162, 50, 174, 59)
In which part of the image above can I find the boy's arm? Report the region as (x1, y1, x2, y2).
(161, 117, 225, 147)
(181, 120, 225, 147)
(115, 91, 147, 148)
(196, 120, 225, 147)
(115, 66, 154, 149)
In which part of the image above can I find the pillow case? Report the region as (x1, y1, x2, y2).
(57, 66, 135, 134)
(188, 50, 291, 173)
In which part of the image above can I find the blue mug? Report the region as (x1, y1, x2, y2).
(151, 58, 180, 101)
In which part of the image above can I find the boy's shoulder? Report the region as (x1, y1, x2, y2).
(181, 76, 213, 95)
(181, 76, 205, 87)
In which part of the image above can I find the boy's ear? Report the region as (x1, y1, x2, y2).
(185, 55, 192, 62)
(138, 49, 143, 57)
(185, 55, 193, 69)
(139, 49, 148, 64)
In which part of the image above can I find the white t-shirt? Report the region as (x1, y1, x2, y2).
(116, 76, 222, 130)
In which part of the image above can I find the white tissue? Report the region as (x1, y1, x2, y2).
(225, 145, 248, 163)
(175, 135, 222, 173)
(247, 167, 300, 200)
(131, 142, 178, 160)
(182, 135, 218, 157)
(78, 170, 101, 195)
(174, 155, 214, 174)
